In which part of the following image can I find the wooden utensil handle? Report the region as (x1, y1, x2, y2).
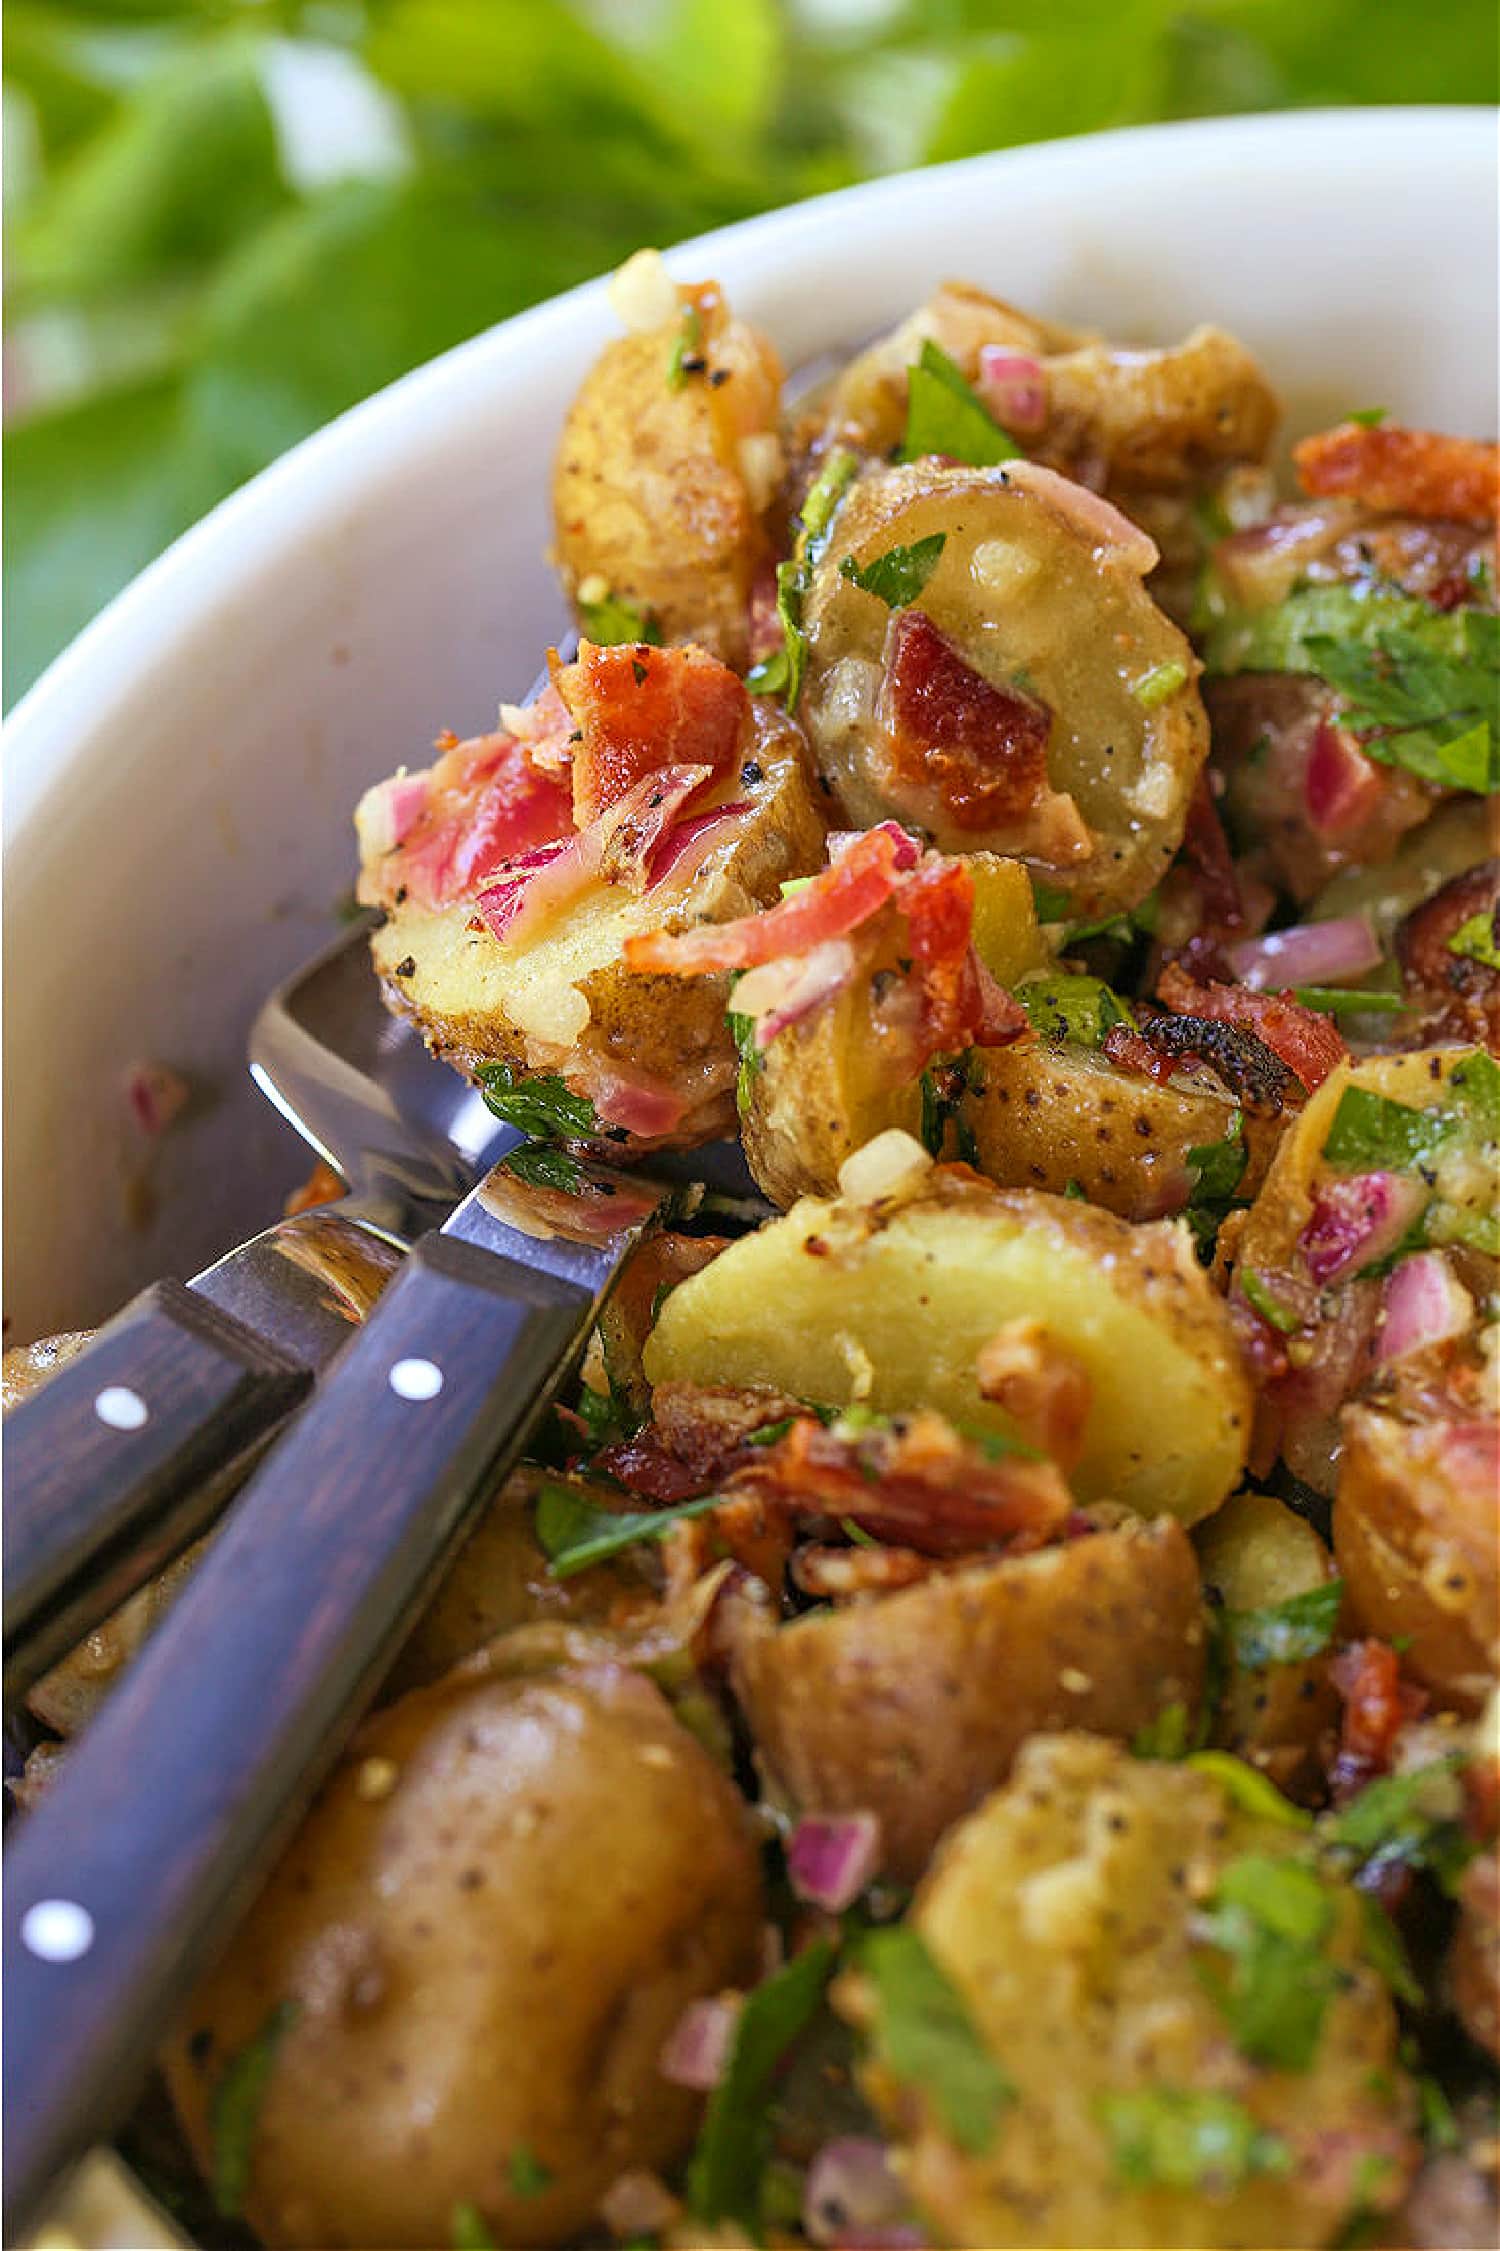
(1, 1233, 592, 2245)
(3, 1281, 311, 1702)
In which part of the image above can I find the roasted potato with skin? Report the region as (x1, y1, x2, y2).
(644, 1149, 1252, 1522)
(553, 263, 783, 668)
(731, 1514, 1205, 1882)
(164, 1657, 763, 2249)
(1195, 1489, 1341, 1796)
(371, 700, 826, 1144)
(1334, 1407, 1498, 1716)
(819, 282, 1277, 491)
(739, 853, 1046, 1208)
(841, 1733, 1416, 2251)
(800, 460, 1209, 916)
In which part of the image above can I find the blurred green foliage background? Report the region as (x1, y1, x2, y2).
(4, 0, 1494, 705)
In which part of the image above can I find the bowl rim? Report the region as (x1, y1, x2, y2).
(5, 102, 1493, 846)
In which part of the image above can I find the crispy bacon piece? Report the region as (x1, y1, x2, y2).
(555, 639, 749, 827)
(591, 1432, 707, 1506)
(791, 1543, 938, 1598)
(900, 853, 1028, 1055)
(729, 1408, 1071, 1558)
(1329, 1638, 1427, 1805)
(649, 1380, 808, 1483)
(1156, 961, 1347, 1092)
(1179, 772, 1246, 930)
(880, 609, 1090, 859)
(1293, 424, 1499, 527)
(975, 1320, 1093, 1471)
(623, 823, 909, 976)
(356, 729, 574, 911)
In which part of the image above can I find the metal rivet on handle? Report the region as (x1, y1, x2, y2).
(94, 1385, 148, 1431)
(388, 1357, 444, 1402)
(20, 1899, 95, 1963)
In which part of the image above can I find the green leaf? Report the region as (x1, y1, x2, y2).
(14, 40, 290, 305)
(507, 2145, 553, 2198)
(1016, 973, 1131, 1048)
(1447, 906, 1500, 968)
(748, 445, 860, 710)
(1450, 1046, 1500, 1138)
(1195, 1854, 1339, 2071)
(727, 995, 765, 1117)
(1291, 986, 1405, 1017)
(1358, 1895, 1423, 2009)
(1240, 1268, 1301, 1334)
(1100, 2087, 1291, 2191)
(450, 2202, 498, 2249)
(1320, 1085, 1448, 1172)
(1320, 1757, 1475, 1893)
(688, 1940, 835, 2225)
(1131, 1701, 1192, 1760)
(1224, 1581, 1343, 1670)
(1187, 1110, 1248, 1206)
(896, 338, 1020, 467)
(534, 1482, 719, 1578)
(1187, 1752, 1313, 1829)
(1347, 407, 1388, 427)
(503, 1143, 584, 1192)
(578, 593, 662, 647)
(477, 1061, 597, 1140)
(1132, 659, 1189, 708)
(839, 531, 947, 610)
(860, 1927, 1013, 2156)
(211, 2001, 296, 2217)
(665, 299, 702, 389)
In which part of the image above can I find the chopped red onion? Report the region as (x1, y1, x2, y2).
(1003, 462, 1159, 574)
(1304, 720, 1383, 838)
(124, 1060, 189, 1137)
(645, 799, 750, 889)
(786, 1811, 881, 1912)
(976, 346, 1048, 434)
(474, 836, 582, 942)
(1227, 913, 1382, 992)
(658, 1994, 740, 2090)
(733, 939, 858, 1049)
(829, 820, 921, 872)
(1378, 1252, 1475, 1363)
(803, 2138, 917, 2248)
(1300, 1172, 1427, 1286)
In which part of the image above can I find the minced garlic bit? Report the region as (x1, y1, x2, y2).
(354, 1756, 399, 1802)
(737, 432, 784, 514)
(608, 247, 679, 334)
(576, 571, 611, 606)
(970, 538, 1042, 596)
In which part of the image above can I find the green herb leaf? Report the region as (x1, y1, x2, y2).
(451, 2201, 498, 2248)
(1416, 2072, 1461, 2152)
(478, 1062, 597, 1141)
(1347, 407, 1388, 427)
(1131, 659, 1189, 708)
(839, 531, 948, 610)
(1187, 1753, 1313, 1830)
(666, 301, 702, 389)
(1320, 1756, 1475, 1894)
(1358, 1894, 1423, 2009)
(1016, 973, 1131, 1049)
(1195, 1853, 1339, 2071)
(860, 1927, 1013, 2155)
(1240, 1268, 1301, 1334)
(688, 1940, 835, 2225)
(503, 1142, 585, 1193)
(1131, 1701, 1192, 1760)
(1291, 985, 1405, 1017)
(507, 2146, 553, 2198)
(1101, 2087, 1291, 2190)
(896, 339, 1020, 468)
(1187, 1110, 1248, 1206)
(577, 593, 662, 647)
(727, 993, 765, 1116)
(1224, 1581, 1343, 1670)
(1451, 1045, 1500, 1137)
(211, 2002, 296, 2218)
(1447, 906, 1500, 968)
(747, 446, 860, 710)
(1321, 1085, 1448, 1172)
(534, 1483, 720, 1578)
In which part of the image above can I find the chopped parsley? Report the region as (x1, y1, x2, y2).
(1131, 659, 1189, 709)
(666, 302, 702, 389)
(727, 995, 764, 1116)
(1130, 1701, 1193, 1760)
(839, 531, 948, 610)
(1321, 1084, 1446, 1172)
(896, 339, 1021, 468)
(1195, 1852, 1341, 2071)
(1223, 1580, 1343, 1671)
(533, 1483, 720, 1577)
(1187, 1110, 1248, 1206)
(1319, 1756, 1475, 1894)
(1448, 906, 1500, 967)
(687, 1940, 835, 2225)
(478, 1061, 597, 1141)
(1290, 985, 1404, 1017)
(1187, 1751, 1312, 1829)
(1240, 1268, 1301, 1334)
(1016, 973, 1131, 1048)
(507, 2146, 553, 2198)
(576, 592, 662, 647)
(860, 1927, 1013, 2155)
(1347, 406, 1388, 427)
(1101, 2087, 1291, 2191)
(747, 446, 860, 709)
(1358, 1894, 1422, 2009)
(450, 2202, 497, 2249)
(503, 1142, 585, 1193)
(210, 2002, 296, 2217)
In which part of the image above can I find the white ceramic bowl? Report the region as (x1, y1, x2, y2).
(5, 107, 1496, 1339)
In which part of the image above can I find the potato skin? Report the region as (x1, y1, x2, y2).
(553, 282, 783, 668)
(645, 1165, 1252, 1522)
(371, 701, 826, 1144)
(800, 462, 1209, 915)
(164, 1659, 763, 2249)
(1334, 1407, 1498, 1716)
(843, 1734, 1415, 2250)
(1195, 1488, 1340, 1796)
(732, 1516, 1205, 1882)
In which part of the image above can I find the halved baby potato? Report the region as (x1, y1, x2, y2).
(644, 1154, 1251, 1521)
(553, 265, 784, 668)
(371, 701, 826, 1144)
(164, 1657, 764, 2249)
(731, 1514, 1205, 1882)
(800, 461, 1209, 915)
